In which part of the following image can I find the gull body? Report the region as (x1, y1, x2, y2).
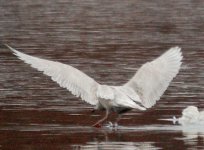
(6, 45, 182, 127)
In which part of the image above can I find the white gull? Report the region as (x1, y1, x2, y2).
(6, 45, 182, 128)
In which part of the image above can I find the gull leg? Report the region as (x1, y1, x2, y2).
(114, 114, 122, 127)
(91, 109, 95, 113)
(92, 109, 109, 128)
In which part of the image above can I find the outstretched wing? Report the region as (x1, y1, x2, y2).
(7, 45, 99, 105)
(124, 47, 183, 108)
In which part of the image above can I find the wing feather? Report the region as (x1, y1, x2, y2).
(7, 45, 99, 105)
(124, 47, 183, 108)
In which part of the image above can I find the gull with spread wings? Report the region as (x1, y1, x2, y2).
(6, 45, 182, 128)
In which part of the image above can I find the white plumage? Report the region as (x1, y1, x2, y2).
(6, 45, 182, 127)
(124, 48, 183, 108)
(7, 45, 99, 105)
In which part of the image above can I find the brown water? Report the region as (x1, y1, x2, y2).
(0, 0, 204, 149)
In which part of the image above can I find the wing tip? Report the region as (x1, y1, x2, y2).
(4, 44, 20, 56)
(171, 46, 182, 54)
(5, 44, 14, 51)
(175, 46, 183, 61)
(168, 46, 183, 61)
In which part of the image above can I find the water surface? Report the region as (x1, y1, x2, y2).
(0, 0, 204, 149)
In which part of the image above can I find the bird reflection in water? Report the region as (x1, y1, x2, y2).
(72, 142, 160, 150)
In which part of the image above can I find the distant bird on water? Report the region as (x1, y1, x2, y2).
(6, 45, 182, 128)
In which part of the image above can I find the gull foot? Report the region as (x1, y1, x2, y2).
(107, 122, 119, 130)
(92, 123, 102, 128)
(104, 122, 119, 129)
(108, 121, 113, 127)
(114, 123, 118, 128)
(103, 122, 114, 128)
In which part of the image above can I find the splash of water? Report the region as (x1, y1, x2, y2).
(160, 106, 204, 125)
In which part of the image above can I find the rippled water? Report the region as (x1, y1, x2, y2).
(0, 0, 204, 149)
